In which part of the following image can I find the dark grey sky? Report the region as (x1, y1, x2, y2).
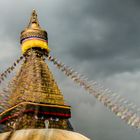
(0, 0, 140, 139)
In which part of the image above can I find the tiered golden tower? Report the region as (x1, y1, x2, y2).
(0, 10, 72, 131)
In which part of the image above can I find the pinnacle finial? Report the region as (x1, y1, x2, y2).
(20, 10, 49, 54)
(28, 9, 40, 29)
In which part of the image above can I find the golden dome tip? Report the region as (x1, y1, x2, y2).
(20, 10, 49, 54)
(28, 9, 40, 29)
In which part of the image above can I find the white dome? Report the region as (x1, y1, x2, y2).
(0, 129, 90, 140)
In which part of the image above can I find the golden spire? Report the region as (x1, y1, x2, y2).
(8, 50, 65, 106)
(0, 10, 72, 131)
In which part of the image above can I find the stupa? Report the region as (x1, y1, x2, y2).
(0, 10, 90, 140)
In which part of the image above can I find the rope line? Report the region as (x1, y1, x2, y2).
(47, 54, 140, 130)
(0, 55, 24, 84)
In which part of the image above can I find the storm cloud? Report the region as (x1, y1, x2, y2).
(0, 0, 140, 140)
